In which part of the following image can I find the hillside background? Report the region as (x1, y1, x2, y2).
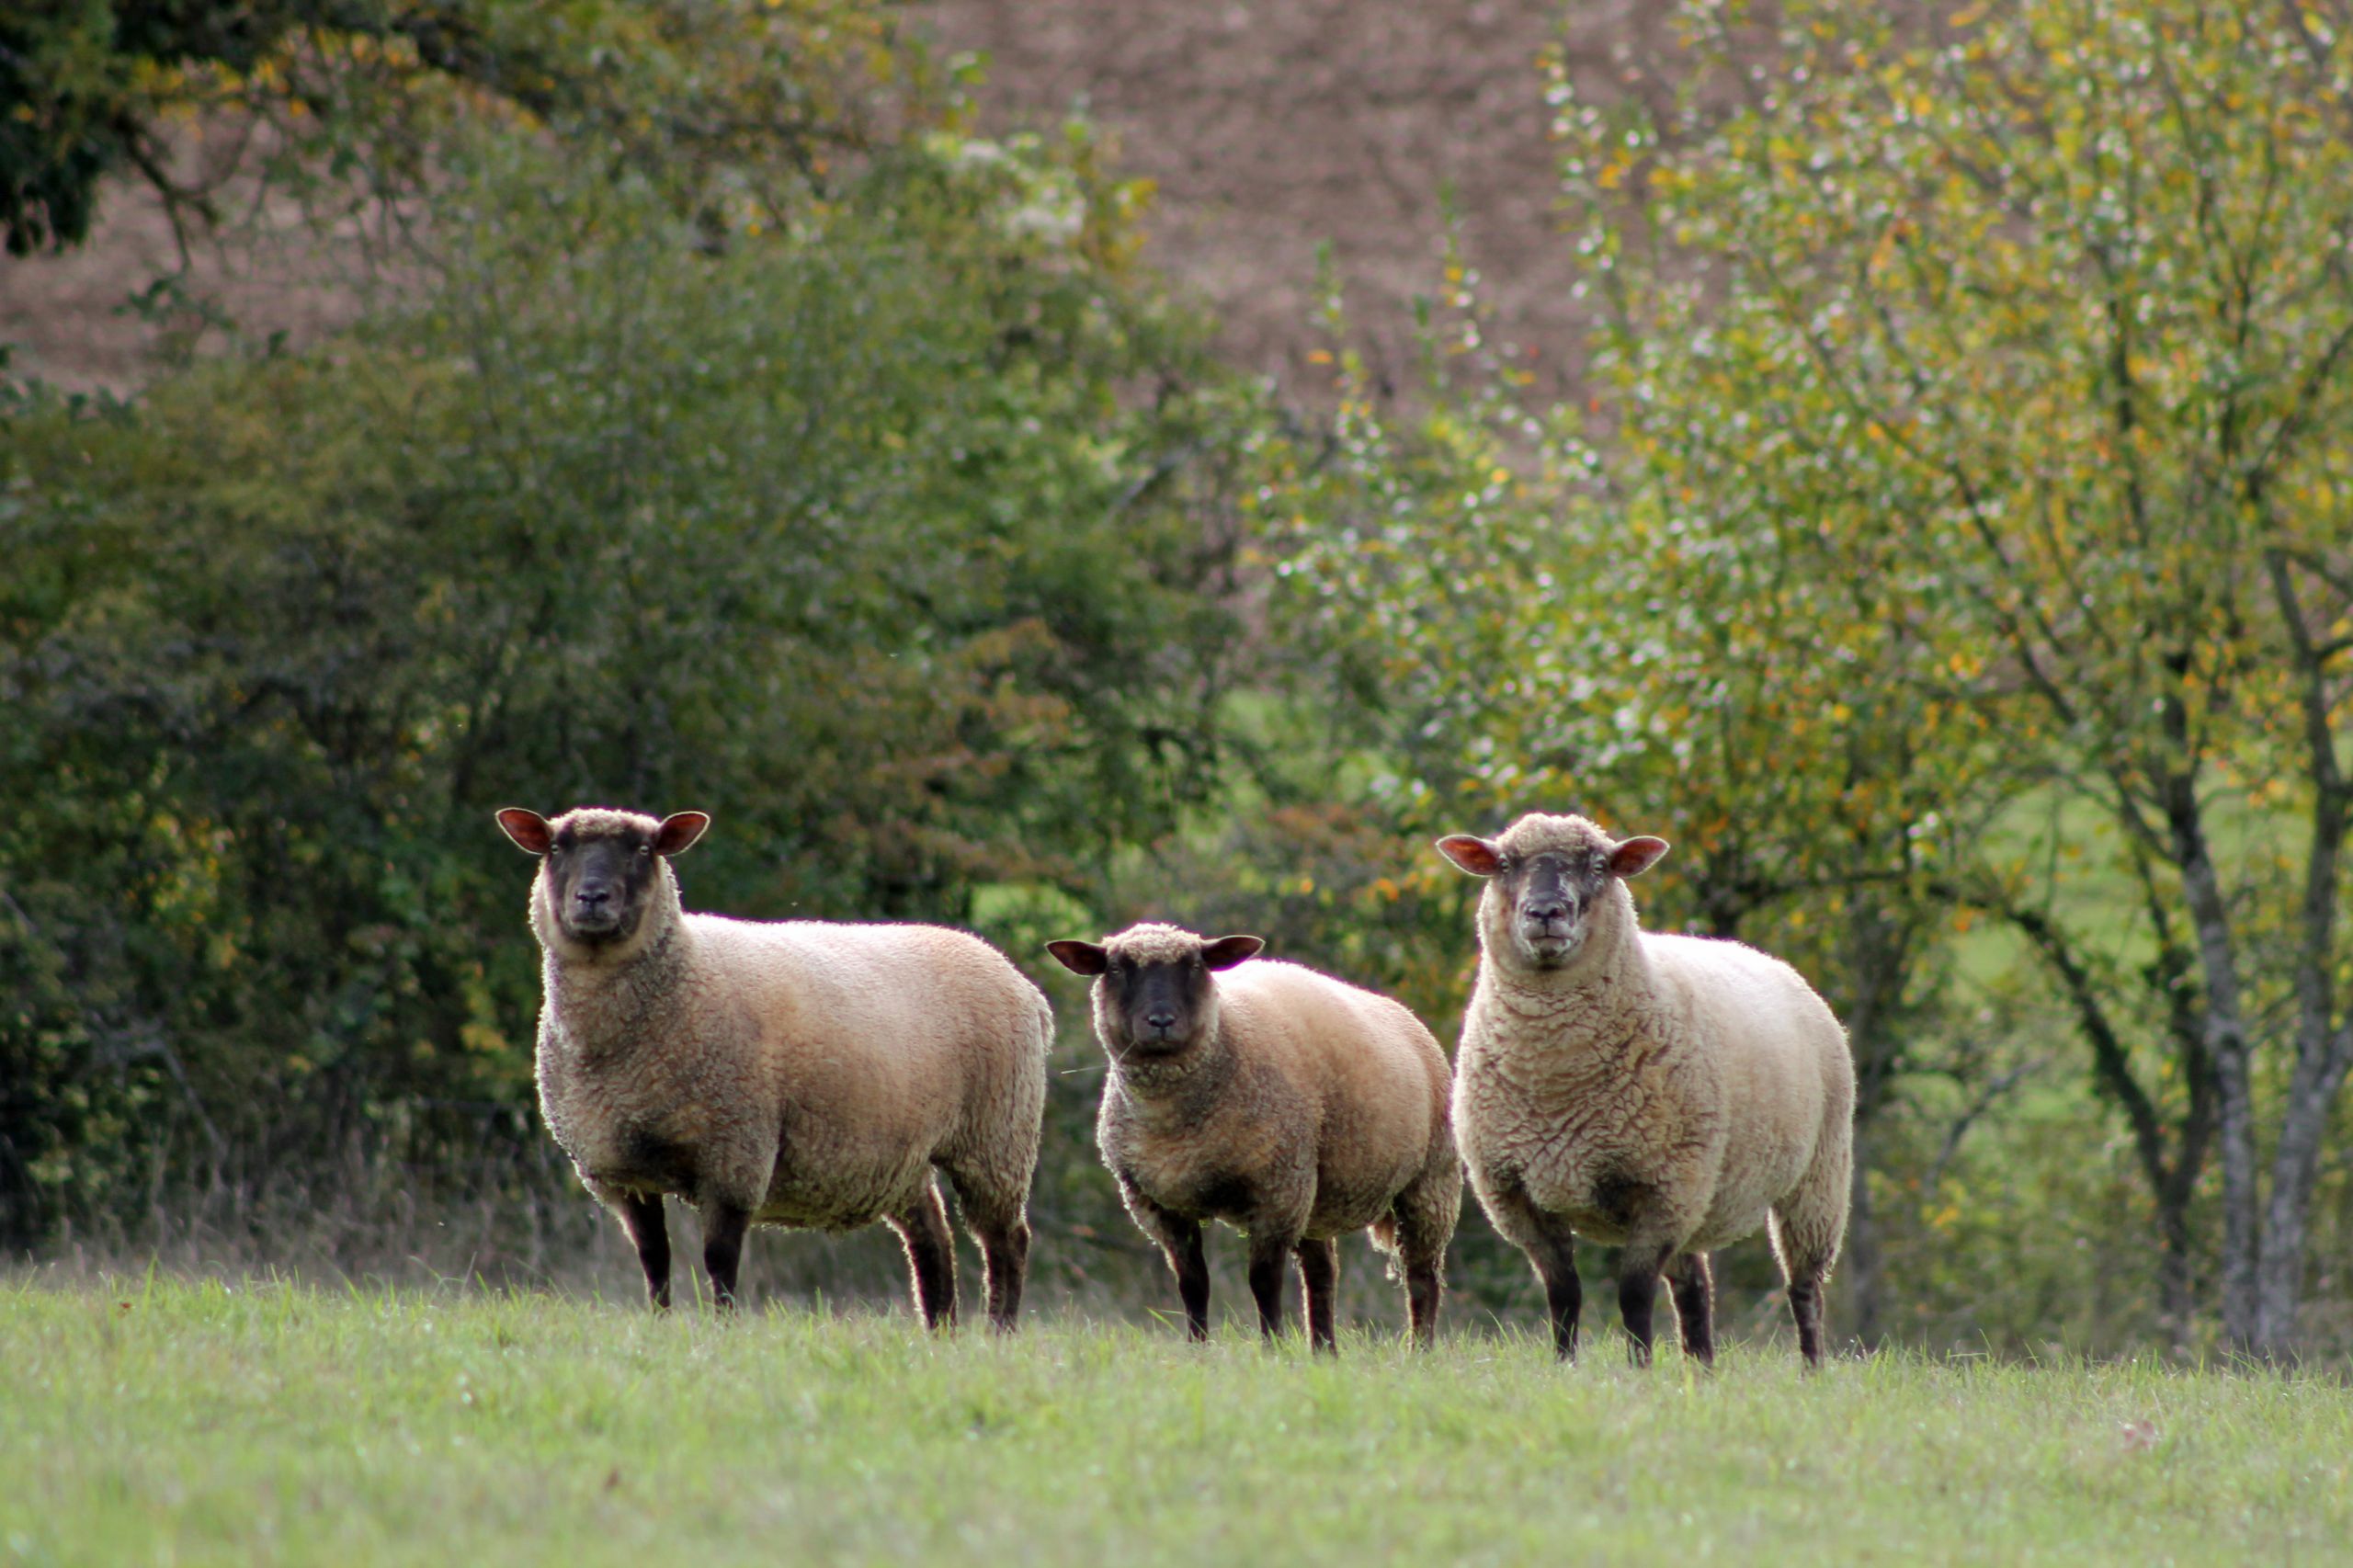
(6, 0, 2351, 1362)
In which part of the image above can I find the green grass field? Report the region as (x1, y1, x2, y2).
(3, 1278, 2347, 1567)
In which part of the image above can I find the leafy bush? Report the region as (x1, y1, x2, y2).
(0, 119, 1263, 1249)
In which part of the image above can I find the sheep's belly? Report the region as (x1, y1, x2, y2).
(755, 1156, 929, 1233)
(1142, 1165, 1262, 1226)
(1303, 1193, 1402, 1240)
(1303, 1159, 1421, 1239)
(1687, 1202, 1776, 1253)
(587, 1133, 699, 1197)
(1510, 1158, 1663, 1248)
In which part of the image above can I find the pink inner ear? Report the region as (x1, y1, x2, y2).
(496, 809, 551, 854)
(1436, 835, 1505, 877)
(1200, 935, 1264, 971)
(654, 812, 710, 857)
(1611, 836, 1671, 879)
(1045, 940, 1108, 976)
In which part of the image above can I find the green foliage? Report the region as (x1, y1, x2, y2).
(0, 0, 915, 255)
(1258, 0, 2353, 1347)
(5, 1279, 2351, 1565)
(0, 100, 1260, 1241)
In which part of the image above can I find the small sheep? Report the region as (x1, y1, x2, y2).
(496, 806, 1051, 1328)
(1046, 923, 1461, 1351)
(1436, 813, 1853, 1367)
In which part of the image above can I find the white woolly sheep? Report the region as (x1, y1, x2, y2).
(496, 806, 1051, 1327)
(1046, 923, 1461, 1351)
(1436, 812, 1854, 1367)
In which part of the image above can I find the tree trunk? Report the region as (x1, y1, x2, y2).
(2247, 556, 2352, 1358)
(2154, 1181, 2197, 1357)
(2001, 898, 2209, 1352)
(2159, 767, 2260, 1350)
(2253, 1031, 2353, 1353)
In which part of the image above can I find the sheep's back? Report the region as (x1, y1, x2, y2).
(1216, 960, 1449, 1231)
(693, 915, 1043, 1076)
(686, 916, 1046, 1207)
(1646, 932, 1850, 1247)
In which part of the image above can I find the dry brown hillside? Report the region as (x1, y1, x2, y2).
(0, 0, 1654, 397)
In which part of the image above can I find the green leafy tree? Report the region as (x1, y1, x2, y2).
(1562, 0, 2353, 1346)
(1259, 271, 2014, 1343)
(1269, 0, 2353, 1355)
(0, 0, 911, 256)
(0, 108, 1259, 1247)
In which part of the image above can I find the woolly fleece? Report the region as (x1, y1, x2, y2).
(1086, 922, 1461, 1340)
(523, 809, 1051, 1314)
(1451, 813, 1854, 1345)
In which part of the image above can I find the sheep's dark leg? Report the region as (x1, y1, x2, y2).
(1617, 1246, 1672, 1368)
(701, 1200, 751, 1312)
(1126, 1182, 1211, 1340)
(945, 1166, 1030, 1333)
(616, 1192, 672, 1311)
(1388, 1173, 1454, 1349)
(1668, 1251, 1716, 1367)
(1404, 1257, 1442, 1348)
(1789, 1272, 1827, 1369)
(1294, 1236, 1339, 1354)
(1540, 1245, 1584, 1359)
(1489, 1184, 1581, 1359)
(1246, 1233, 1292, 1341)
(1165, 1218, 1211, 1340)
(889, 1183, 960, 1330)
(976, 1215, 1030, 1333)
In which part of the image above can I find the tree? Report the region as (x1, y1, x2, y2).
(1264, 0, 2353, 1354)
(0, 104, 1260, 1246)
(1541, 0, 2353, 1353)
(0, 0, 911, 256)
(1259, 265, 2012, 1344)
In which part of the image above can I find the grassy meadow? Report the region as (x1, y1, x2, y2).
(2, 1277, 2347, 1567)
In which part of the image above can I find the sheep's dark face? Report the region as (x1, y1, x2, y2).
(1046, 926, 1263, 1061)
(1437, 815, 1669, 972)
(546, 821, 665, 944)
(496, 807, 710, 952)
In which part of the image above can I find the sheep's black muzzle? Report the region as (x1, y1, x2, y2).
(569, 884, 623, 936)
(1515, 855, 1586, 965)
(549, 835, 655, 944)
(1116, 963, 1201, 1054)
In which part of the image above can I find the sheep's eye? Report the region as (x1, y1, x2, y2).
(637, 844, 652, 857)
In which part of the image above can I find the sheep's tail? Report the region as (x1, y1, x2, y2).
(1033, 994, 1055, 1061)
(1369, 1214, 1403, 1280)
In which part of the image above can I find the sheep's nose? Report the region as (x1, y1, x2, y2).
(575, 885, 612, 909)
(1144, 1009, 1177, 1033)
(1525, 899, 1568, 924)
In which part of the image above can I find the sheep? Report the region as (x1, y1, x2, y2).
(495, 805, 1051, 1328)
(1045, 923, 1461, 1352)
(1435, 812, 1854, 1368)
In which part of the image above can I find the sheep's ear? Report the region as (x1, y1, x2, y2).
(1045, 939, 1109, 976)
(1435, 835, 1505, 877)
(496, 808, 553, 855)
(654, 812, 711, 857)
(1199, 935, 1264, 971)
(1610, 835, 1670, 879)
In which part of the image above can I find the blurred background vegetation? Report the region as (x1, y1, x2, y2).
(4, 0, 2350, 1360)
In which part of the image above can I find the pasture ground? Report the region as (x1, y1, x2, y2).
(2, 1277, 2346, 1566)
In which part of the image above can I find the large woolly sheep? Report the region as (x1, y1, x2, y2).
(496, 806, 1051, 1328)
(1436, 812, 1854, 1367)
(1045, 923, 1461, 1351)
